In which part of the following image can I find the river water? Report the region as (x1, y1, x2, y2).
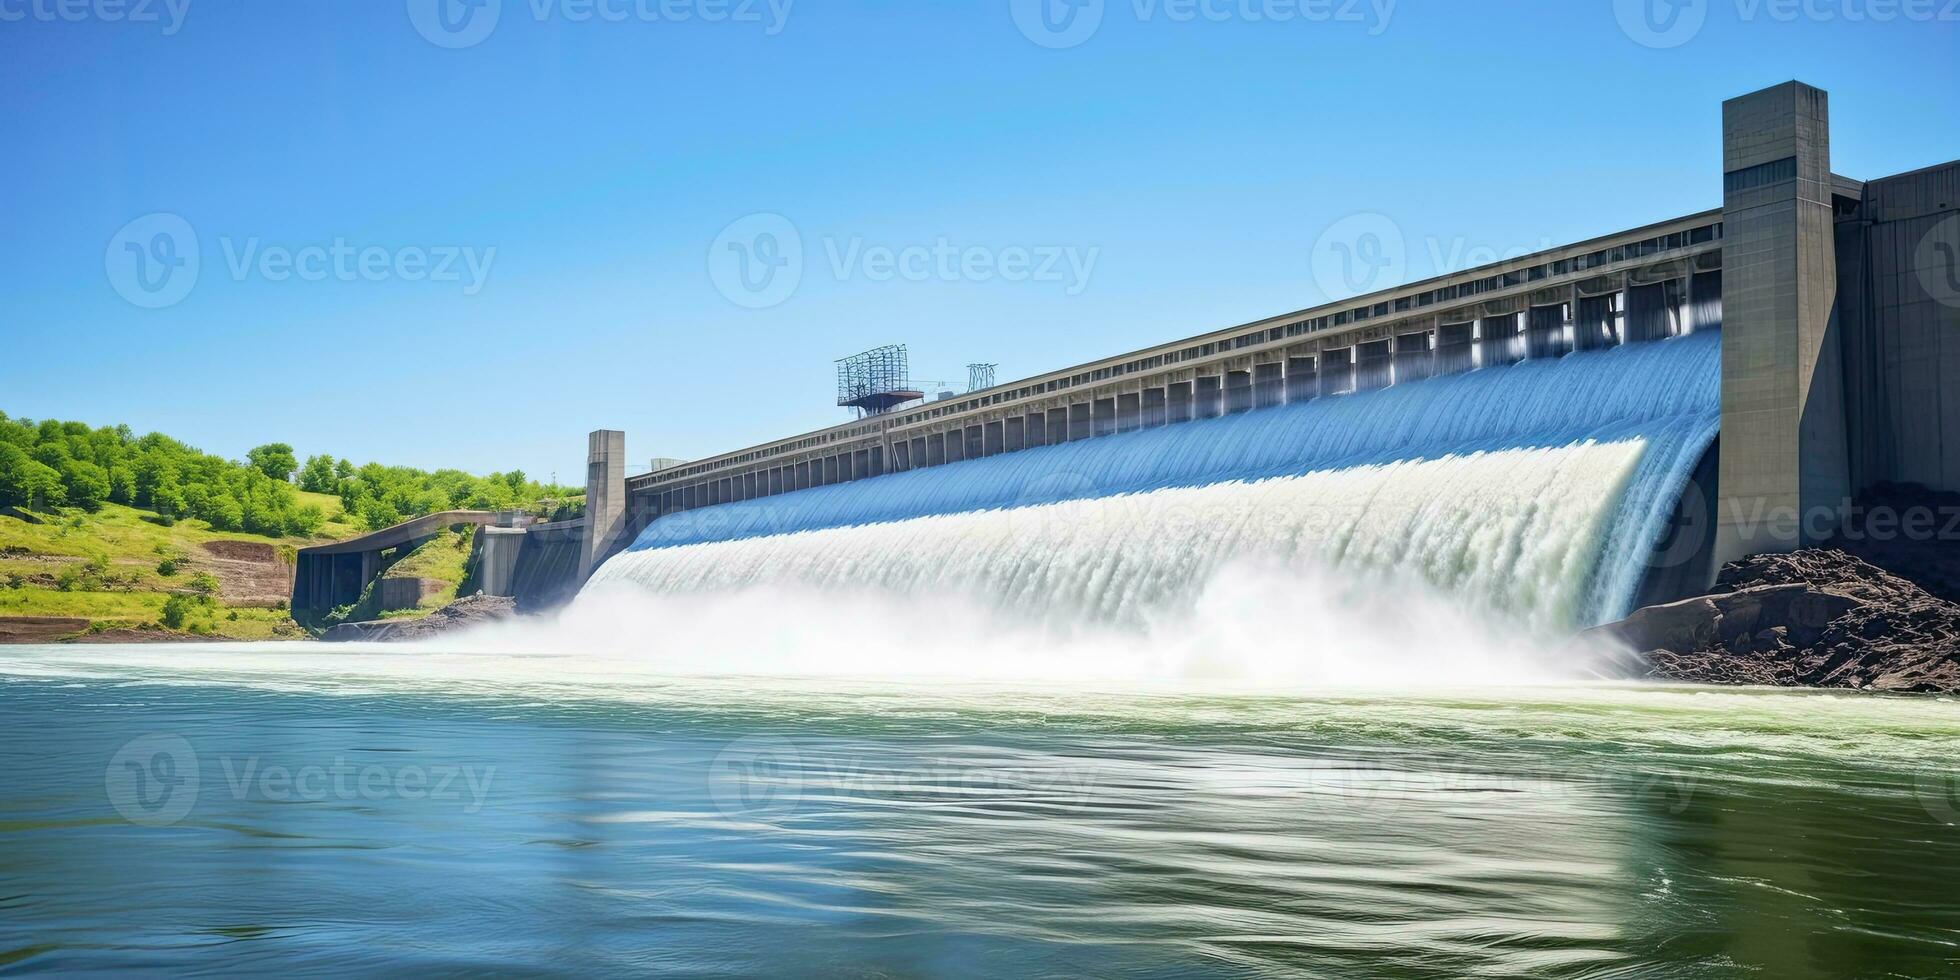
(3, 641, 1958, 977)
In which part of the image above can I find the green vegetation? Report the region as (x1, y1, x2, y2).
(0, 410, 584, 642)
(307, 457, 580, 531)
(1, 413, 325, 537)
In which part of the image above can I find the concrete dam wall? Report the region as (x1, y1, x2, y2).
(566, 82, 1957, 636)
(594, 330, 1724, 631)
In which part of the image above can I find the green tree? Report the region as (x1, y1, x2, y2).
(298, 454, 338, 493)
(107, 465, 137, 505)
(247, 443, 298, 482)
(59, 458, 110, 511)
(0, 444, 66, 510)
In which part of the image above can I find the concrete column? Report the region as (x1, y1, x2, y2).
(1285, 356, 1316, 402)
(1194, 376, 1223, 418)
(580, 429, 626, 580)
(1526, 305, 1568, 358)
(1091, 398, 1116, 437)
(1715, 80, 1849, 568)
(1253, 362, 1283, 407)
(1320, 348, 1354, 395)
(1069, 403, 1092, 440)
(1392, 333, 1432, 383)
(1480, 313, 1522, 366)
(1224, 371, 1253, 413)
(1024, 412, 1049, 448)
(1116, 392, 1142, 431)
(1167, 381, 1193, 422)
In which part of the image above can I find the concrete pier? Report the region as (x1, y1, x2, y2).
(581, 430, 627, 579)
(1715, 82, 1850, 566)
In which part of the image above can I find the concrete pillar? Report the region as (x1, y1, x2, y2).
(1286, 356, 1317, 402)
(1224, 370, 1253, 413)
(1392, 332, 1432, 383)
(1068, 403, 1092, 440)
(1253, 362, 1283, 407)
(1526, 305, 1569, 358)
(1194, 375, 1223, 418)
(1355, 340, 1392, 391)
(1091, 398, 1116, 437)
(1320, 348, 1354, 395)
(1716, 81, 1849, 568)
(1167, 381, 1193, 422)
(1480, 313, 1522, 367)
(580, 429, 626, 580)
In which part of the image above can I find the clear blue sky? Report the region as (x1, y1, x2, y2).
(3, 0, 1955, 483)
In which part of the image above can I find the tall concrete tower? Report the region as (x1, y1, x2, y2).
(1714, 81, 1850, 569)
(581, 429, 626, 580)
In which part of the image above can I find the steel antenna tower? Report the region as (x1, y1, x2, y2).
(836, 344, 926, 418)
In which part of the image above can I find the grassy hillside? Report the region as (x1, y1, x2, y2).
(0, 496, 365, 641)
(0, 411, 582, 643)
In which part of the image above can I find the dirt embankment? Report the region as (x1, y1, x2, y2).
(1590, 549, 1960, 692)
(0, 617, 91, 643)
(198, 540, 293, 607)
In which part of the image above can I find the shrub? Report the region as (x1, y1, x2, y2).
(160, 594, 192, 629)
(188, 572, 221, 596)
(156, 557, 182, 576)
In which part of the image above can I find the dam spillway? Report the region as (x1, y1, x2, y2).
(479, 81, 1959, 642)
(589, 330, 1722, 631)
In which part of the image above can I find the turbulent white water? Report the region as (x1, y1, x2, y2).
(590, 331, 1721, 642)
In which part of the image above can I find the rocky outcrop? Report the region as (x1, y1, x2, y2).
(1589, 550, 1960, 692)
(320, 594, 517, 643)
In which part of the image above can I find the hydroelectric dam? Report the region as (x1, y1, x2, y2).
(448, 82, 1958, 634)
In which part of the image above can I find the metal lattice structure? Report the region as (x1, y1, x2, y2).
(836, 345, 925, 417)
(966, 363, 998, 392)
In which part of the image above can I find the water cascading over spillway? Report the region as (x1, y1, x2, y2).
(588, 330, 1722, 632)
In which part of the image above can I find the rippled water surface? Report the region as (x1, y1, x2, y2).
(4, 643, 1960, 977)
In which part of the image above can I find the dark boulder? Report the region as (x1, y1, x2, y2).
(1589, 549, 1960, 693)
